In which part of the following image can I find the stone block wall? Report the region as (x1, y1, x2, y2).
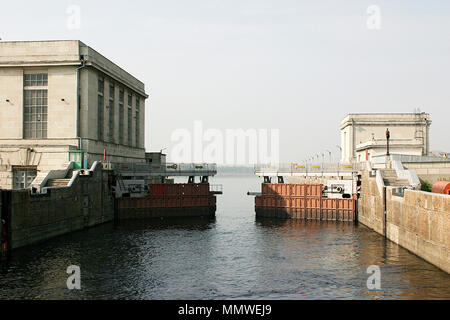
(358, 169, 450, 274)
(358, 170, 385, 235)
(0, 166, 13, 189)
(386, 189, 449, 273)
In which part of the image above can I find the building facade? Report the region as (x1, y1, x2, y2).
(340, 113, 431, 163)
(0, 40, 148, 189)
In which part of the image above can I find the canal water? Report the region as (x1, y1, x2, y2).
(1, 175, 449, 300)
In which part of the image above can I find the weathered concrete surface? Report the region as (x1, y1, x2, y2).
(358, 170, 385, 236)
(359, 169, 450, 274)
(386, 188, 450, 274)
(3, 164, 114, 250)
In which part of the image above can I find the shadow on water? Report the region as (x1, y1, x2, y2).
(115, 217, 217, 232)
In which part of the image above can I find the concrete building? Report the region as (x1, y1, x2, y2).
(340, 113, 431, 163)
(0, 40, 149, 190)
(145, 152, 167, 166)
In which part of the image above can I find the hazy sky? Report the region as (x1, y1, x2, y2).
(1, 0, 449, 163)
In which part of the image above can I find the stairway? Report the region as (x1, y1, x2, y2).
(46, 179, 72, 188)
(381, 169, 409, 187)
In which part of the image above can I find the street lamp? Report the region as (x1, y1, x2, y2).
(336, 145, 342, 162)
(326, 150, 332, 163)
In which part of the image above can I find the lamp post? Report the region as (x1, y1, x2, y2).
(336, 145, 342, 163)
(326, 150, 332, 164)
(386, 128, 390, 156)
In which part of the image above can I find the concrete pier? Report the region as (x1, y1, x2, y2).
(1, 162, 114, 251)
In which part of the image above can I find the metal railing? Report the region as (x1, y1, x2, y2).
(372, 154, 450, 164)
(105, 162, 218, 177)
(254, 162, 365, 176)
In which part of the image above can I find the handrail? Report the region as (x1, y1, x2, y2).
(106, 162, 218, 177)
(254, 162, 365, 175)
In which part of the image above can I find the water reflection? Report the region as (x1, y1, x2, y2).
(0, 176, 449, 300)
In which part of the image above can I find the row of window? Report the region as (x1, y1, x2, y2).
(97, 76, 141, 147)
(22, 72, 142, 147)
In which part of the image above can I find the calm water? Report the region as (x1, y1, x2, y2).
(1, 175, 449, 300)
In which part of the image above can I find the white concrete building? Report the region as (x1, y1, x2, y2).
(340, 113, 431, 163)
(0, 40, 149, 189)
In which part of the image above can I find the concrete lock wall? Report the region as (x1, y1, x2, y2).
(6, 164, 114, 250)
(358, 170, 386, 235)
(358, 170, 450, 274)
(386, 188, 450, 274)
(402, 162, 450, 185)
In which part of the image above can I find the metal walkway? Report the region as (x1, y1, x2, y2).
(104, 162, 217, 178)
(254, 163, 364, 178)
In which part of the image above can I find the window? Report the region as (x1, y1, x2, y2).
(108, 84, 115, 143)
(135, 97, 140, 147)
(13, 168, 37, 190)
(128, 94, 132, 146)
(23, 73, 48, 139)
(24, 74, 48, 87)
(98, 77, 104, 141)
(119, 89, 124, 145)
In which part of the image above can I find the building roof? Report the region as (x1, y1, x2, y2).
(340, 112, 431, 129)
(0, 40, 148, 98)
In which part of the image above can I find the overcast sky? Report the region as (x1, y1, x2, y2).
(1, 0, 449, 163)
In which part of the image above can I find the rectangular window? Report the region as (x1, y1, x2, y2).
(98, 77, 104, 141)
(24, 74, 48, 87)
(23, 89, 48, 139)
(23, 73, 48, 139)
(128, 94, 132, 146)
(119, 89, 124, 145)
(108, 84, 115, 143)
(13, 168, 37, 190)
(135, 98, 140, 147)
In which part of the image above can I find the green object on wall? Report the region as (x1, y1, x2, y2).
(421, 181, 432, 192)
(68, 151, 88, 169)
